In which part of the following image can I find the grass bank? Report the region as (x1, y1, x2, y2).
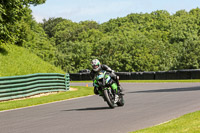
(0, 43, 64, 77)
(0, 86, 93, 111)
(132, 111, 200, 133)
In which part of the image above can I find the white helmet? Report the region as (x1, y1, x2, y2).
(91, 59, 101, 72)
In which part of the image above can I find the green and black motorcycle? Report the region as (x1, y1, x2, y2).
(93, 70, 124, 108)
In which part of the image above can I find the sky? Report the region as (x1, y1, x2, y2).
(30, 0, 200, 23)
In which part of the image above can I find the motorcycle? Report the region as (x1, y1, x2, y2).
(93, 70, 124, 108)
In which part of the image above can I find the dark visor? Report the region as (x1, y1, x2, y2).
(93, 65, 98, 69)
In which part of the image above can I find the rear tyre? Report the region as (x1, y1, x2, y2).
(103, 89, 115, 108)
(117, 94, 124, 106)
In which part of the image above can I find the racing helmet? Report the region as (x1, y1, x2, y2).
(91, 59, 101, 72)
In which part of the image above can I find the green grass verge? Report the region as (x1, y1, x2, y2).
(132, 111, 200, 133)
(0, 86, 93, 111)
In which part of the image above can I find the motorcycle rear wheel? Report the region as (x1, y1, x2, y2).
(117, 94, 124, 106)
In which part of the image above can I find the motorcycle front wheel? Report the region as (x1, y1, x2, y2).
(103, 89, 115, 108)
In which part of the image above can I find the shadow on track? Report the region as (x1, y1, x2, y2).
(129, 86, 200, 93)
(62, 106, 111, 111)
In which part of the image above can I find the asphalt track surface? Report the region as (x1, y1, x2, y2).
(1, 83, 200, 133)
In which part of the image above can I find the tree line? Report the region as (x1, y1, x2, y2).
(1, 1, 200, 73)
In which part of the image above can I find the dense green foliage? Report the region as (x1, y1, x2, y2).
(1, 0, 200, 74)
(41, 9, 200, 72)
(0, 0, 46, 44)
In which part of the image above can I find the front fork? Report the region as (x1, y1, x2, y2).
(98, 83, 118, 96)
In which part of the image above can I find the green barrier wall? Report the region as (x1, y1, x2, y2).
(0, 73, 70, 101)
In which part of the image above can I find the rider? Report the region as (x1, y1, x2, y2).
(90, 59, 122, 95)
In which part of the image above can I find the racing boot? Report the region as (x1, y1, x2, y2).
(114, 94, 119, 104)
(118, 86, 124, 95)
(94, 87, 99, 95)
(115, 78, 124, 95)
(113, 89, 119, 103)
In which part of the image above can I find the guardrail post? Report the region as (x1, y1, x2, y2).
(65, 73, 70, 90)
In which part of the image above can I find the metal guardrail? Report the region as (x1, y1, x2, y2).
(0, 73, 70, 101)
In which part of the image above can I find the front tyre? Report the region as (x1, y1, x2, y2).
(103, 89, 115, 108)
